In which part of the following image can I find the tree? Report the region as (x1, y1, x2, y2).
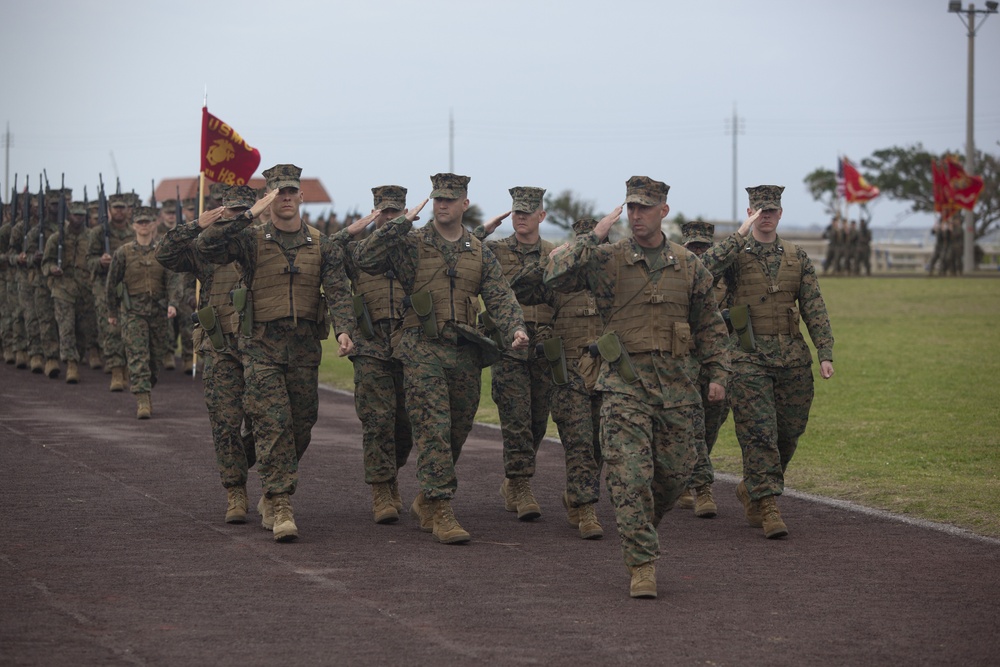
(803, 167, 841, 218)
(462, 203, 484, 229)
(542, 190, 601, 232)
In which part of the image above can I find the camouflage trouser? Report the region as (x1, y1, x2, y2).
(601, 393, 697, 568)
(689, 381, 731, 489)
(353, 354, 412, 485)
(5, 276, 25, 352)
(168, 301, 195, 358)
(94, 285, 126, 368)
(53, 296, 97, 363)
(242, 358, 318, 497)
(402, 344, 481, 500)
(203, 337, 253, 489)
(33, 281, 59, 361)
(728, 363, 814, 500)
(17, 272, 40, 356)
(121, 310, 168, 394)
(492, 354, 552, 478)
(549, 369, 602, 507)
(0, 274, 10, 353)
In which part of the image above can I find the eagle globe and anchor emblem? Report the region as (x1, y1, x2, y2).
(205, 139, 236, 166)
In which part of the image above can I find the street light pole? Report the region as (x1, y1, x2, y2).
(948, 1, 997, 273)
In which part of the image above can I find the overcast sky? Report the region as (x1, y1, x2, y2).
(2, 0, 998, 233)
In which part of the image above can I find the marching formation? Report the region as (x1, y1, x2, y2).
(0, 168, 836, 599)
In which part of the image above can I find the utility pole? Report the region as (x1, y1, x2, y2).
(449, 109, 454, 173)
(948, 0, 997, 272)
(724, 104, 745, 223)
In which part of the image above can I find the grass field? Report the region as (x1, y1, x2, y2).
(320, 276, 1000, 537)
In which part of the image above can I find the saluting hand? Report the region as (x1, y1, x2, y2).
(246, 189, 278, 221)
(483, 210, 510, 234)
(593, 205, 623, 241)
(197, 207, 225, 229)
(405, 199, 429, 223)
(347, 209, 379, 236)
(739, 209, 761, 237)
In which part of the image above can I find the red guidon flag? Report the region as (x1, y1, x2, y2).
(945, 156, 985, 211)
(840, 157, 880, 203)
(201, 107, 261, 185)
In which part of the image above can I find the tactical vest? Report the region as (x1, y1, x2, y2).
(62, 229, 89, 275)
(354, 269, 402, 322)
(402, 229, 482, 333)
(606, 241, 691, 355)
(553, 290, 602, 360)
(251, 224, 323, 323)
(492, 238, 555, 325)
(733, 243, 803, 336)
(208, 262, 242, 335)
(122, 242, 167, 297)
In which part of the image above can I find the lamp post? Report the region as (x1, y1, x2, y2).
(948, 1, 997, 273)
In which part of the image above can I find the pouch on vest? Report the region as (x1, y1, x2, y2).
(315, 297, 330, 341)
(196, 305, 225, 352)
(116, 282, 131, 312)
(410, 290, 438, 339)
(540, 337, 568, 386)
(353, 295, 375, 340)
(596, 331, 638, 384)
(787, 305, 801, 338)
(672, 322, 692, 359)
(729, 304, 755, 352)
(232, 287, 253, 338)
(477, 310, 506, 350)
(721, 309, 735, 335)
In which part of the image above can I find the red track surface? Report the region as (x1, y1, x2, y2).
(1, 362, 998, 666)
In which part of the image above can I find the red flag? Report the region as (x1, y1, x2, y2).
(944, 156, 984, 211)
(200, 107, 261, 186)
(840, 157, 880, 203)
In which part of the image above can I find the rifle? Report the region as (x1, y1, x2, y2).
(22, 174, 30, 253)
(43, 169, 51, 193)
(36, 174, 44, 263)
(175, 186, 183, 226)
(10, 174, 18, 226)
(57, 173, 66, 270)
(83, 186, 89, 227)
(98, 174, 110, 255)
(150, 179, 156, 208)
(115, 177, 121, 195)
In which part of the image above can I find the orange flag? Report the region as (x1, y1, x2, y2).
(944, 156, 985, 211)
(200, 107, 261, 185)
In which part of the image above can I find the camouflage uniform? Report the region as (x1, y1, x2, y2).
(10, 205, 45, 368)
(2, 214, 28, 364)
(544, 177, 730, 569)
(353, 174, 526, 504)
(41, 203, 98, 366)
(194, 165, 355, 501)
(474, 187, 554, 491)
(0, 218, 17, 361)
(106, 217, 181, 395)
(27, 212, 63, 374)
(331, 185, 412, 492)
(701, 186, 834, 507)
(87, 196, 135, 372)
(156, 191, 255, 491)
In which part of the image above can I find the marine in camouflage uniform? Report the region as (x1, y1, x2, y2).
(26, 191, 68, 378)
(330, 185, 412, 525)
(9, 192, 47, 373)
(545, 176, 730, 599)
(195, 165, 356, 543)
(700, 185, 835, 540)
(0, 209, 21, 364)
(3, 193, 31, 368)
(156, 197, 181, 370)
(42, 200, 98, 383)
(87, 193, 136, 390)
(674, 220, 732, 518)
(474, 186, 554, 522)
(169, 196, 200, 373)
(156, 185, 257, 524)
(353, 173, 529, 545)
(106, 206, 181, 418)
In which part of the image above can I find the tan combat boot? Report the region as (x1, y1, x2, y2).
(44, 358, 60, 379)
(371, 482, 399, 524)
(65, 361, 80, 384)
(501, 477, 541, 521)
(109, 367, 126, 392)
(576, 503, 604, 540)
(257, 495, 274, 530)
(88, 348, 102, 370)
(735, 480, 763, 528)
(15, 351, 29, 369)
(561, 491, 580, 527)
(388, 478, 403, 511)
(271, 494, 298, 542)
(409, 491, 433, 532)
(759, 496, 788, 539)
(225, 486, 248, 524)
(694, 484, 718, 518)
(674, 488, 696, 510)
(135, 393, 151, 420)
(430, 499, 470, 544)
(30, 354, 44, 373)
(629, 562, 657, 599)
(162, 353, 176, 370)
(3, 350, 14, 364)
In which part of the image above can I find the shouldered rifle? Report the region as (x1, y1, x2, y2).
(115, 177, 121, 195)
(98, 174, 110, 255)
(10, 174, 18, 227)
(22, 174, 30, 251)
(175, 186, 182, 226)
(36, 174, 44, 262)
(57, 173, 66, 269)
(150, 179, 156, 208)
(43, 169, 50, 193)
